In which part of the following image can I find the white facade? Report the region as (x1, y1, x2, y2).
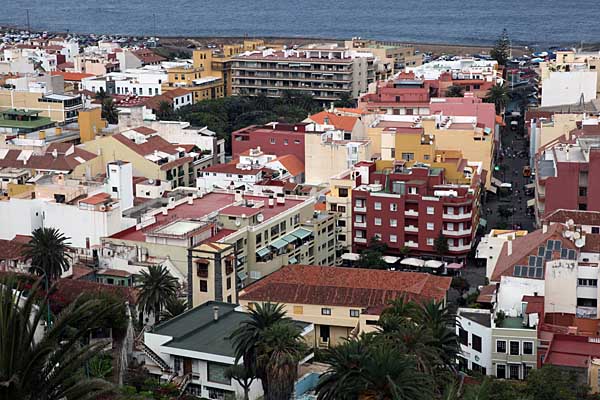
(457, 308, 493, 375)
(497, 276, 545, 317)
(196, 167, 265, 191)
(541, 71, 597, 107)
(107, 161, 134, 211)
(81, 68, 167, 97)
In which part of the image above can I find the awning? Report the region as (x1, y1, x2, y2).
(281, 233, 299, 243)
(237, 271, 248, 281)
(487, 186, 497, 194)
(269, 238, 289, 250)
(446, 263, 464, 270)
(527, 198, 536, 207)
(483, 127, 492, 135)
(383, 256, 400, 264)
(525, 183, 535, 189)
(288, 257, 298, 264)
(479, 218, 487, 228)
(290, 228, 312, 240)
(256, 247, 271, 258)
(341, 252, 360, 261)
(425, 260, 444, 269)
(491, 177, 503, 187)
(400, 258, 425, 267)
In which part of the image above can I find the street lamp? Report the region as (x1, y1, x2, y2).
(29, 266, 51, 328)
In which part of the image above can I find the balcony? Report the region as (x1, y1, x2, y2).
(443, 229, 472, 237)
(448, 244, 471, 252)
(354, 221, 366, 228)
(405, 209, 419, 217)
(443, 212, 472, 220)
(404, 241, 418, 248)
(354, 237, 367, 244)
(576, 306, 597, 319)
(354, 206, 367, 213)
(404, 225, 418, 233)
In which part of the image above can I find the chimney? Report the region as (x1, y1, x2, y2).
(507, 240, 513, 256)
(234, 190, 243, 202)
(213, 305, 219, 321)
(268, 196, 275, 208)
(276, 194, 285, 206)
(161, 207, 168, 216)
(52, 149, 58, 158)
(187, 196, 193, 205)
(542, 224, 548, 234)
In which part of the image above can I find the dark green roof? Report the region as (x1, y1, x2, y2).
(1, 109, 42, 117)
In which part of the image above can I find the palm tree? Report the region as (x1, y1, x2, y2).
(23, 227, 72, 283)
(230, 302, 290, 398)
(485, 83, 510, 114)
(0, 276, 113, 399)
(101, 98, 119, 124)
(159, 296, 188, 322)
(95, 87, 108, 103)
(415, 300, 459, 368)
(445, 85, 465, 98)
(257, 322, 307, 400)
(137, 265, 179, 324)
(156, 100, 173, 120)
(225, 365, 255, 400)
(380, 295, 416, 321)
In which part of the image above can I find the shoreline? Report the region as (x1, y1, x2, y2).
(3, 24, 598, 55)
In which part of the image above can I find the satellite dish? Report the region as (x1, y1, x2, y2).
(564, 231, 573, 239)
(573, 231, 581, 240)
(566, 219, 575, 227)
(256, 213, 264, 223)
(575, 238, 585, 248)
(235, 218, 242, 227)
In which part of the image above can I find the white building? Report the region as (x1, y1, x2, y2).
(81, 67, 167, 97)
(142, 301, 313, 399)
(106, 161, 134, 211)
(407, 58, 502, 83)
(541, 71, 597, 107)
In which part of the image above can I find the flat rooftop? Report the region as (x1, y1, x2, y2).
(109, 191, 305, 242)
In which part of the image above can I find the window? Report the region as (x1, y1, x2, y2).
(496, 340, 507, 353)
(374, 218, 382, 226)
(294, 139, 301, 144)
(270, 138, 276, 144)
(578, 279, 598, 287)
(200, 280, 208, 292)
(409, 187, 418, 195)
(284, 139, 289, 145)
(427, 206, 435, 215)
(509, 341, 520, 355)
(350, 309, 360, 318)
(390, 203, 398, 212)
(523, 341, 533, 355)
(458, 328, 468, 345)
(509, 364, 520, 379)
(256, 233, 262, 245)
(427, 222, 435, 231)
(339, 188, 349, 198)
(401, 152, 414, 161)
(524, 365, 532, 379)
(355, 199, 365, 208)
(577, 298, 597, 307)
(593, 227, 600, 234)
(321, 308, 332, 315)
(447, 222, 454, 231)
(496, 364, 506, 379)
(579, 187, 588, 196)
(427, 238, 434, 246)
(374, 202, 382, 210)
(226, 277, 231, 290)
(355, 214, 365, 223)
(293, 306, 304, 314)
(390, 219, 397, 227)
(472, 334, 482, 352)
(390, 234, 397, 243)
(447, 206, 454, 215)
(207, 362, 231, 384)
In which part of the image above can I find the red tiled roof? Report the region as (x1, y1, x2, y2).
(50, 71, 95, 81)
(163, 88, 191, 99)
(159, 156, 193, 171)
(273, 154, 304, 176)
(522, 295, 544, 314)
(308, 111, 357, 132)
(491, 224, 577, 281)
(0, 239, 27, 261)
(476, 284, 496, 303)
(130, 126, 157, 136)
(112, 133, 178, 157)
(97, 268, 133, 278)
(54, 278, 138, 305)
(239, 265, 451, 309)
(203, 163, 267, 175)
(0, 145, 97, 172)
(79, 192, 111, 205)
(133, 49, 166, 64)
(70, 264, 95, 280)
(544, 334, 600, 368)
(544, 209, 600, 227)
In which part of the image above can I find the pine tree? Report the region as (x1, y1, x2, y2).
(490, 29, 510, 66)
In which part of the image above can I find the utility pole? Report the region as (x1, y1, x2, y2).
(26, 9, 30, 32)
(153, 13, 157, 39)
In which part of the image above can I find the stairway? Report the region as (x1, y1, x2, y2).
(140, 342, 171, 372)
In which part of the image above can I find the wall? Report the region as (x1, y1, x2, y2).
(0, 90, 67, 122)
(541, 71, 597, 107)
(545, 259, 578, 315)
(497, 276, 545, 317)
(457, 309, 493, 374)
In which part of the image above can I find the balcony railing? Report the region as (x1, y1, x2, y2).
(443, 212, 472, 220)
(354, 206, 367, 213)
(404, 241, 418, 248)
(405, 225, 418, 233)
(354, 222, 366, 228)
(405, 210, 419, 217)
(442, 229, 472, 236)
(354, 237, 367, 244)
(448, 244, 471, 252)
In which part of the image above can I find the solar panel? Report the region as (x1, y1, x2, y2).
(545, 250, 553, 260)
(561, 248, 568, 258)
(529, 256, 536, 266)
(528, 267, 536, 278)
(569, 250, 576, 260)
(535, 268, 543, 278)
(514, 266, 521, 276)
(554, 240, 561, 251)
(538, 247, 545, 256)
(536, 257, 543, 267)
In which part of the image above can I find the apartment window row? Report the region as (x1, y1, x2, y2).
(578, 278, 598, 287)
(495, 339, 534, 355)
(496, 363, 532, 380)
(269, 137, 302, 145)
(319, 307, 360, 318)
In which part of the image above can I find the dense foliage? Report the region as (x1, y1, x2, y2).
(23, 227, 72, 282)
(490, 29, 511, 66)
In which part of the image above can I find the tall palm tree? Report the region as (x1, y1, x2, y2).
(0, 276, 113, 399)
(257, 322, 307, 400)
(485, 83, 510, 114)
(101, 98, 119, 124)
(380, 295, 416, 321)
(137, 265, 179, 324)
(159, 296, 187, 322)
(230, 302, 290, 398)
(95, 87, 108, 103)
(415, 300, 460, 368)
(23, 227, 72, 283)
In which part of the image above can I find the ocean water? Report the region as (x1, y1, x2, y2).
(2, 0, 599, 46)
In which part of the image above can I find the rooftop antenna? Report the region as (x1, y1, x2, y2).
(26, 9, 30, 32)
(153, 13, 157, 38)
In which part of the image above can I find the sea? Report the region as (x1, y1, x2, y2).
(2, 0, 600, 46)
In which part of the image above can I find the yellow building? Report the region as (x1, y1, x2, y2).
(368, 116, 495, 188)
(163, 64, 224, 102)
(78, 106, 107, 143)
(188, 241, 238, 306)
(0, 89, 83, 123)
(238, 264, 451, 347)
(325, 169, 356, 259)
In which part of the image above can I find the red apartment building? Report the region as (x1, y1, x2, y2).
(351, 160, 482, 259)
(535, 135, 600, 224)
(359, 72, 432, 115)
(232, 122, 316, 162)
